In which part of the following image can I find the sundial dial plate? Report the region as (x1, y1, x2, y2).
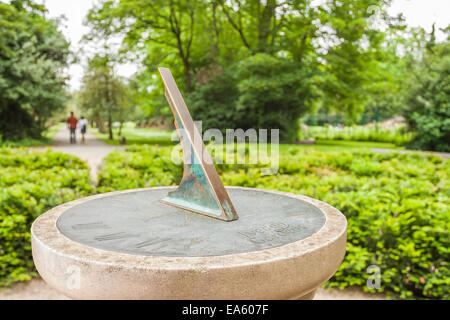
(56, 187, 326, 257)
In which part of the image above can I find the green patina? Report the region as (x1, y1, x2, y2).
(161, 117, 222, 218)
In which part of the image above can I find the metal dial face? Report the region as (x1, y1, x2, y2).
(56, 188, 326, 257)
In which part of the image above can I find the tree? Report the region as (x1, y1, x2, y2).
(85, 0, 215, 94)
(84, 0, 248, 125)
(216, 0, 286, 54)
(315, 0, 405, 119)
(127, 71, 172, 126)
(0, 0, 70, 140)
(78, 55, 134, 140)
(403, 30, 450, 152)
(190, 54, 317, 142)
(360, 26, 423, 123)
(83, 0, 409, 130)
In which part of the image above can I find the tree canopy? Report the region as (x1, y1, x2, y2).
(84, 0, 409, 136)
(403, 30, 450, 151)
(77, 54, 134, 140)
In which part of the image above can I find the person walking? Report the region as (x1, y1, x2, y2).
(67, 111, 78, 144)
(79, 116, 88, 144)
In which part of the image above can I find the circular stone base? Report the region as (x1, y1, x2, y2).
(31, 187, 347, 300)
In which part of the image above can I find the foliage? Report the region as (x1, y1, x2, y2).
(0, 123, 64, 147)
(91, 125, 174, 146)
(188, 68, 239, 130)
(317, 0, 404, 117)
(82, 0, 448, 151)
(127, 72, 171, 124)
(0, 137, 52, 148)
(0, 148, 94, 286)
(84, 0, 403, 125)
(403, 41, 450, 152)
(85, 0, 216, 94)
(97, 145, 182, 193)
(98, 145, 450, 299)
(301, 125, 413, 145)
(0, 1, 70, 140)
(190, 53, 317, 142)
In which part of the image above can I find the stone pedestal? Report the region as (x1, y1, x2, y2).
(31, 187, 347, 300)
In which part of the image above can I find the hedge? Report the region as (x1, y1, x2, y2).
(0, 147, 94, 286)
(97, 145, 449, 299)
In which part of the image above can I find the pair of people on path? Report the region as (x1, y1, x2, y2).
(67, 112, 88, 144)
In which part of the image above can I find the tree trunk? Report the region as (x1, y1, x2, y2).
(184, 61, 192, 93)
(118, 121, 123, 136)
(97, 116, 106, 133)
(257, 0, 276, 53)
(108, 111, 113, 140)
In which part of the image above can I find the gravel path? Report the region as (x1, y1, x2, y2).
(36, 127, 123, 184)
(0, 278, 386, 300)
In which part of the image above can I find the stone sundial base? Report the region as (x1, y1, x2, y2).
(31, 187, 347, 300)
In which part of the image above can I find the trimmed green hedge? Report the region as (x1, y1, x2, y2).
(300, 125, 413, 145)
(98, 145, 449, 299)
(97, 145, 182, 193)
(0, 147, 94, 286)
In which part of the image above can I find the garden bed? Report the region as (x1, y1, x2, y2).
(0, 147, 94, 286)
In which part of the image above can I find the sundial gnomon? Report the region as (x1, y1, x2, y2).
(158, 67, 238, 222)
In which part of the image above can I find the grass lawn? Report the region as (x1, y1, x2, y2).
(311, 139, 402, 150)
(93, 126, 402, 152)
(43, 123, 65, 140)
(300, 124, 414, 145)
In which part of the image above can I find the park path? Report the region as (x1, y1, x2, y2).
(41, 127, 124, 184)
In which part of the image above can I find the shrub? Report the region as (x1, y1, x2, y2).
(300, 125, 414, 145)
(98, 145, 449, 299)
(0, 3, 70, 140)
(189, 70, 239, 132)
(0, 148, 93, 286)
(97, 145, 182, 194)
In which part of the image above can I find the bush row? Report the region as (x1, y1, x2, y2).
(97, 145, 449, 299)
(300, 125, 413, 145)
(0, 148, 94, 286)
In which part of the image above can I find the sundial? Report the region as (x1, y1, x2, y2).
(31, 68, 347, 300)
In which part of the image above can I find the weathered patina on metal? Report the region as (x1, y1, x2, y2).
(158, 67, 238, 221)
